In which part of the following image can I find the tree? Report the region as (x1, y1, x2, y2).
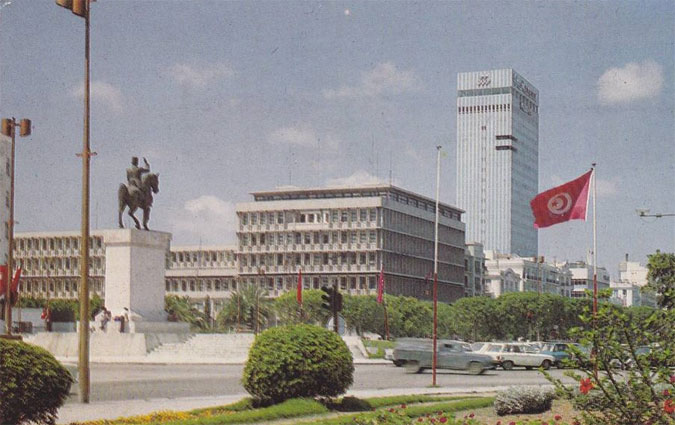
(274, 289, 331, 326)
(217, 283, 272, 334)
(165, 295, 208, 330)
(450, 296, 501, 341)
(342, 295, 385, 336)
(646, 251, 675, 309)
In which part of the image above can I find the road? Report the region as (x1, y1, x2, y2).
(66, 363, 573, 403)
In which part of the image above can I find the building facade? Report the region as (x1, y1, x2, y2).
(464, 242, 485, 296)
(484, 251, 572, 298)
(564, 261, 610, 298)
(236, 185, 466, 302)
(165, 245, 238, 314)
(1, 134, 10, 264)
(456, 69, 539, 257)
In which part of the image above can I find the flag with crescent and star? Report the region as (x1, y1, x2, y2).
(530, 170, 592, 229)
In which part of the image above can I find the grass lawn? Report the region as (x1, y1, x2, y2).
(362, 339, 396, 358)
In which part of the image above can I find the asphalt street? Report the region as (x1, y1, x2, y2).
(66, 363, 574, 403)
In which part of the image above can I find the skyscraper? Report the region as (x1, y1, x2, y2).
(456, 69, 539, 257)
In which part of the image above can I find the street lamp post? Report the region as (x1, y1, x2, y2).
(1, 117, 30, 339)
(55, 0, 94, 403)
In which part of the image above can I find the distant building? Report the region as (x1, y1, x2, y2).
(484, 251, 572, 298)
(0, 134, 10, 265)
(464, 242, 485, 296)
(236, 185, 467, 302)
(165, 245, 238, 316)
(610, 255, 655, 307)
(456, 69, 539, 257)
(564, 261, 610, 298)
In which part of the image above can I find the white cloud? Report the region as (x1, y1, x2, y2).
(166, 62, 235, 89)
(597, 60, 663, 104)
(268, 125, 340, 150)
(168, 195, 237, 244)
(325, 171, 390, 187)
(72, 81, 124, 112)
(324, 62, 420, 99)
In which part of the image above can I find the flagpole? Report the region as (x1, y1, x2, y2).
(591, 163, 597, 317)
(432, 146, 441, 387)
(382, 267, 389, 340)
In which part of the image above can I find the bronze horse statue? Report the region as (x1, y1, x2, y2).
(118, 172, 159, 230)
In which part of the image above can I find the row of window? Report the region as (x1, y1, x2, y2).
(240, 208, 378, 226)
(241, 230, 378, 247)
(21, 279, 104, 293)
(16, 236, 103, 252)
(170, 250, 234, 265)
(240, 251, 378, 267)
(17, 256, 104, 273)
(458, 104, 511, 114)
(165, 275, 380, 292)
(166, 278, 237, 293)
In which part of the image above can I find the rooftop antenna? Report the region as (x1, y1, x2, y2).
(288, 144, 293, 185)
(388, 148, 393, 185)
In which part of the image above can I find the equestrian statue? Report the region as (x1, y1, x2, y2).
(118, 156, 160, 230)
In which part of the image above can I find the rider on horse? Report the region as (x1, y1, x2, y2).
(127, 157, 150, 198)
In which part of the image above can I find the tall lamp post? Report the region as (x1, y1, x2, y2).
(1, 117, 30, 339)
(55, 0, 94, 403)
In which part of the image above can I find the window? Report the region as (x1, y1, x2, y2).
(359, 209, 367, 221)
(241, 213, 248, 225)
(350, 210, 357, 222)
(277, 212, 284, 224)
(331, 210, 338, 222)
(341, 211, 348, 222)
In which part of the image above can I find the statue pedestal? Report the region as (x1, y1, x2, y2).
(104, 229, 188, 333)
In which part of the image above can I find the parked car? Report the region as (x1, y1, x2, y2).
(478, 342, 555, 370)
(540, 342, 588, 368)
(393, 339, 497, 375)
(470, 342, 489, 352)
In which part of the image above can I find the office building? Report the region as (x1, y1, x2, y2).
(484, 251, 572, 298)
(456, 69, 539, 257)
(236, 185, 467, 302)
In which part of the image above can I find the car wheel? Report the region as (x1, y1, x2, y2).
(393, 360, 404, 367)
(541, 360, 551, 370)
(468, 361, 484, 375)
(502, 360, 514, 370)
(405, 361, 422, 374)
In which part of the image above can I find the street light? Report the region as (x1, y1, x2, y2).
(636, 209, 675, 218)
(1, 117, 30, 340)
(55, 0, 95, 404)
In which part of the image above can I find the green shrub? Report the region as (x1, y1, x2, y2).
(242, 324, 354, 405)
(0, 339, 73, 425)
(493, 386, 555, 416)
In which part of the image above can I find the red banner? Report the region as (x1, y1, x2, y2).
(296, 269, 302, 305)
(377, 267, 385, 304)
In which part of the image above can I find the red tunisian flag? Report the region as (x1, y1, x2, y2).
(377, 267, 385, 304)
(296, 269, 303, 305)
(530, 170, 592, 229)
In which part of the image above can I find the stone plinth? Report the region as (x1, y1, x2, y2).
(104, 229, 171, 323)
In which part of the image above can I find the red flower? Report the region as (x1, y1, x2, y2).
(579, 377, 594, 394)
(440, 418, 448, 423)
(509, 422, 516, 425)
(388, 408, 395, 413)
(664, 389, 671, 397)
(417, 418, 424, 422)
(401, 404, 407, 409)
(572, 420, 581, 425)
(671, 375, 675, 384)
(469, 413, 475, 418)
(496, 422, 501, 425)
(554, 415, 562, 421)
(664, 399, 675, 414)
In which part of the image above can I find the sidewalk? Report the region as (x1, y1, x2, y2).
(57, 387, 507, 424)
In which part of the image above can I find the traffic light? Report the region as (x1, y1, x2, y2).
(321, 286, 334, 311)
(56, 0, 87, 17)
(19, 119, 31, 137)
(335, 291, 343, 312)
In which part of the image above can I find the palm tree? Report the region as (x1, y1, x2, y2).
(165, 295, 208, 330)
(217, 283, 272, 334)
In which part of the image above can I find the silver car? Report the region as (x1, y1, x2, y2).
(479, 342, 555, 370)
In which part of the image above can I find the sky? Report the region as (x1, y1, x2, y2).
(0, 0, 672, 280)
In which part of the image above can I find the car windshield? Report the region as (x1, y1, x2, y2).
(485, 344, 504, 352)
(522, 345, 538, 353)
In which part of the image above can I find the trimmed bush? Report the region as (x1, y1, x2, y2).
(242, 324, 354, 405)
(0, 339, 73, 425)
(494, 386, 555, 416)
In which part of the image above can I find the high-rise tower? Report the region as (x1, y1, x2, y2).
(456, 69, 539, 257)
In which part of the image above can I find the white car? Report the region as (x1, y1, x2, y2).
(479, 342, 555, 370)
